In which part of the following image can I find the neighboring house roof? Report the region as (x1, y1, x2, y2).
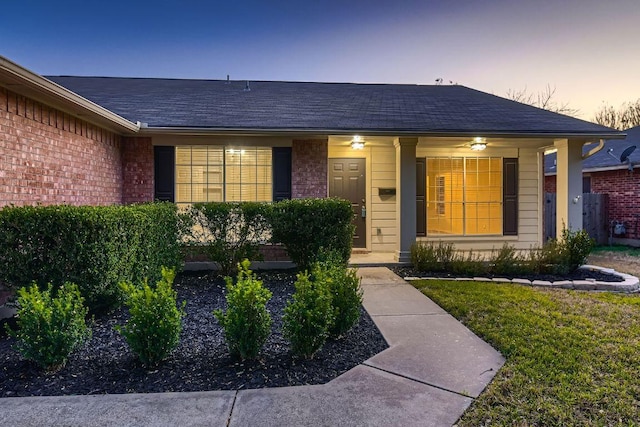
(46, 76, 621, 137)
(545, 125, 640, 174)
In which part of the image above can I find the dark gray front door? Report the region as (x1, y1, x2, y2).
(329, 158, 366, 248)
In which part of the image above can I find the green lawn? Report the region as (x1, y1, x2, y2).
(592, 245, 640, 256)
(412, 280, 640, 426)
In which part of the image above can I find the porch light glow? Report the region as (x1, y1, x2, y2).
(470, 137, 487, 151)
(351, 135, 365, 150)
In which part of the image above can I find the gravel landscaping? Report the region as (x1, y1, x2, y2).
(0, 270, 388, 397)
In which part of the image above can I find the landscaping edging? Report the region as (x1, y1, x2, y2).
(403, 265, 640, 293)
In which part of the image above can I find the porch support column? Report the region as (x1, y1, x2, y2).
(394, 137, 418, 262)
(554, 138, 583, 232)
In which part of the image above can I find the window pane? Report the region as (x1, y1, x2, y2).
(175, 145, 273, 203)
(426, 156, 504, 236)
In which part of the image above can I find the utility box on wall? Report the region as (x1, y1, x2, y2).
(378, 188, 396, 196)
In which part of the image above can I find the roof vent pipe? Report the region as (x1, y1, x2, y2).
(226, 75, 230, 84)
(244, 81, 250, 91)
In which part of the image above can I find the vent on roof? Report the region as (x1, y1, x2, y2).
(244, 81, 250, 91)
(226, 75, 230, 84)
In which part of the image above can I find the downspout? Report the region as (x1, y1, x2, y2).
(583, 139, 605, 159)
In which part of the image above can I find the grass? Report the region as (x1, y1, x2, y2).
(592, 245, 640, 256)
(412, 279, 640, 426)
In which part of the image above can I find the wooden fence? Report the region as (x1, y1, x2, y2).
(544, 193, 609, 244)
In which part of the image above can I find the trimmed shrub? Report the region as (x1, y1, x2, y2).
(270, 198, 354, 270)
(6, 282, 90, 372)
(116, 267, 185, 365)
(282, 271, 334, 359)
(313, 251, 363, 338)
(0, 203, 182, 313)
(213, 260, 273, 360)
(183, 202, 271, 275)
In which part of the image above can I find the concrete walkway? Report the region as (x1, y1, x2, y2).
(0, 268, 504, 427)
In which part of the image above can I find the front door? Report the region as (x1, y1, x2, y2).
(329, 158, 366, 248)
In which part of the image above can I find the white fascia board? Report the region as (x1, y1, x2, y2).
(0, 56, 139, 133)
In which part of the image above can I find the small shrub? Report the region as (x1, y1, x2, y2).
(490, 243, 525, 276)
(116, 267, 185, 365)
(6, 282, 90, 372)
(213, 260, 273, 360)
(411, 241, 456, 272)
(411, 242, 439, 271)
(313, 251, 363, 338)
(532, 227, 595, 275)
(561, 227, 595, 272)
(282, 271, 334, 359)
(450, 250, 489, 276)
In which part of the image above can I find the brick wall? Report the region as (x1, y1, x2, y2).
(591, 169, 640, 239)
(544, 175, 556, 193)
(122, 137, 154, 203)
(0, 87, 123, 207)
(545, 170, 640, 239)
(291, 139, 328, 198)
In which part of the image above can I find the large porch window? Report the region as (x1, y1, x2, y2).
(426, 157, 503, 236)
(175, 146, 272, 206)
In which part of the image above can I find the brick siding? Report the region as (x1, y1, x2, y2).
(291, 139, 328, 198)
(544, 175, 556, 193)
(0, 87, 123, 207)
(122, 137, 154, 203)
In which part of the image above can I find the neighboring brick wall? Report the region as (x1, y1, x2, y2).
(122, 137, 154, 203)
(0, 87, 123, 207)
(591, 169, 640, 239)
(545, 170, 640, 239)
(291, 139, 328, 198)
(544, 175, 556, 193)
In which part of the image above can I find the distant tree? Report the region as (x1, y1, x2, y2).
(592, 99, 640, 130)
(506, 84, 579, 117)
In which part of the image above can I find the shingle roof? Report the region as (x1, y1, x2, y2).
(47, 76, 619, 136)
(545, 125, 640, 174)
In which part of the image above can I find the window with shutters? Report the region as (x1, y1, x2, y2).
(175, 146, 272, 208)
(425, 157, 504, 236)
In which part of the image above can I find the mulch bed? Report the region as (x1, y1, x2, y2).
(389, 266, 625, 283)
(0, 270, 388, 397)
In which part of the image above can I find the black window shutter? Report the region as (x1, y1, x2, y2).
(416, 158, 426, 236)
(154, 146, 175, 202)
(272, 147, 292, 201)
(503, 158, 518, 235)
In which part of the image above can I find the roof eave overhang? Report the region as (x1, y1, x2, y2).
(546, 163, 638, 176)
(140, 126, 626, 140)
(0, 56, 139, 134)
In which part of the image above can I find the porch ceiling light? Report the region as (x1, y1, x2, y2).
(351, 135, 365, 150)
(470, 137, 487, 151)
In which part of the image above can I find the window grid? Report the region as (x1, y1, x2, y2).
(426, 157, 502, 236)
(175, 146, 272, 206)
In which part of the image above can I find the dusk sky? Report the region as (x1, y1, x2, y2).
(2, 0, 639, 121)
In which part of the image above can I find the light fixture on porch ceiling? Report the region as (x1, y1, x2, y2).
(351, 135, 365, 150)
(470, 137, 487, 151)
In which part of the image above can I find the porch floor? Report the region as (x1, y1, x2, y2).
(349, 251, 407, 267)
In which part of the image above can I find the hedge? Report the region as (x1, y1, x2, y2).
(0, 203, 181, 312)
(270, 198, 354, 270)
